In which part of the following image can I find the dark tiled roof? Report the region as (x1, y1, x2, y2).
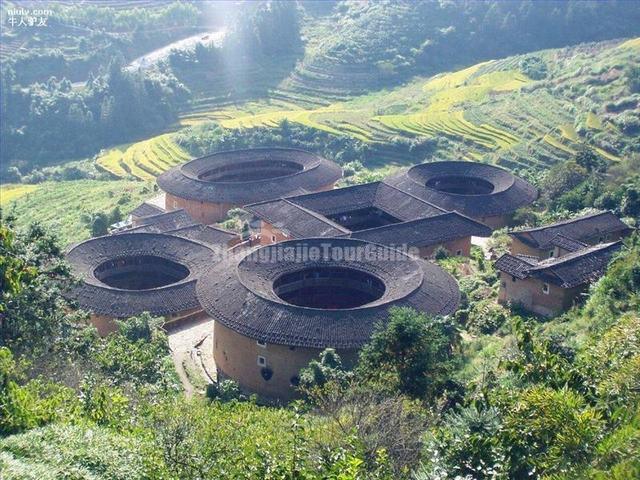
(291, 181, 445, 220)
(157, 148, 342, 204)
(66, 233, 220, 318)
(346, 212, 492, 247)
(245, 199, 348, 238)
(548, 234, 588, 252)
(245, 181, 446, 238)
(292, 182, 379, 216)
(495, 242, 622, 288)
(196, 238, 460, 349)
(166, 224, 238, 246)
(510, 211, 632, 249)
(384, 161, 538, 218)
(129, 202, 164, 218)
(124, 209, 198, 233)
(494, 254, 541, 279)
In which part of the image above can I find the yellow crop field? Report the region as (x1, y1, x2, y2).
(375, 67, 527, 149)
(220, 105, 347, 137)
(422, 63, 487, 92)
(586, 112, 603, 130)
(594, 147, 620, 162)
(183, 60, 529, 153)
(1, 184, 40, 206)
(617, 37, 640, 50)
(97, 133, 191, 181)
(560, 124, 579, 142)
(543, 134, 576, 155)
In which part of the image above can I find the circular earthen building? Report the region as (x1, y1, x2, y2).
(66, 232, 219, 335)
(197, 238, 460, 400)
(384, 161, 538, 228)
(157, 148, 343, 224)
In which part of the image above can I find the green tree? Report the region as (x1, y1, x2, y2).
(626, 64, 640, 94)
(0, 221, 77, 353)
(419, 405, 508, 480)
(575, 147, 607, 173)
(499, 386, 603, 478)
(0, 347, 79, 435)
(299, 348, 351, 391)
(357, 307, 458, 399)
(542, 160, 589, 202)
(90, 212, 110, 237)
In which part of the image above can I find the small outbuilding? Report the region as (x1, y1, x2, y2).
(157, 148, 342, 224)
(66, 232, 220, 335)
(495, 241, 621, 317)
(383, 161, 538, 228)
(196, 238, 460, 400)
(509, 211, 633, 259)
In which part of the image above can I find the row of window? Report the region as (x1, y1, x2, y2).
(256, 355, 299, 386)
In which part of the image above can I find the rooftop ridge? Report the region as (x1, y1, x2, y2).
(378, 181, 448, 213)
(510, 211, 610, 234)
(282, 198, 351, 234)
(529, 241, 621, 270)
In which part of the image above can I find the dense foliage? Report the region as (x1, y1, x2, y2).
(2, 2, 640, 478)
(3, 2, 201, 84)
(1, 62, 188, 173)
(299, 0, 640, 89)
(1, 211, 639, 479)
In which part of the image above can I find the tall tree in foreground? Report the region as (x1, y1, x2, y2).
(357, 307, 459, 400)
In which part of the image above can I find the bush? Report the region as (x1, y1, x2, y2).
(206, 379, 242, 402)
(419, 405, 508, 479)
(467, 300, 509, 335)
(357, 307, 458, 399)
(433, 246, 450, 260)
(499, 386, 603, 478)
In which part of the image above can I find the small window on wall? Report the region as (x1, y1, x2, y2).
(271, 235, 276, 243)
(257, 355, 266, 367)
(542, 283, 550, 295)
(512, 276, 517, 282)
(456, 250, 462, 256)
(256, 340, 266, 348)
(548, 250, 554, 258)
(501, 280, 507, 288)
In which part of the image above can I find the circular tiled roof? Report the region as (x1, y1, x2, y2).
(157, 148, 342, 204)
(197, 238, 460, 349)
(66, 233, 219, 318)
(384, 161, 538, 218)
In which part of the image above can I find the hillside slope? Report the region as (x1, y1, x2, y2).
(288, 1, 640, 97)
(182, 38, 640, 172)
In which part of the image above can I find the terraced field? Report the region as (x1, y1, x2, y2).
(374, 69, 528, 149)
(96, 133, 191, 181)
(199, 63, 529, 153)
(3, 180, 152, 244)
(1, 184, 40, 206)
(86, 37, 640, 187)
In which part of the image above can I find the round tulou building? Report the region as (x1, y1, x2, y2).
(66, 232, 219, 335)
(384, 161, 538, 228)
(157, 148, 343, 224)
(196, 238, 460, 400)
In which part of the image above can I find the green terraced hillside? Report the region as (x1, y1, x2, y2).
(181, 37, 639, 172)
